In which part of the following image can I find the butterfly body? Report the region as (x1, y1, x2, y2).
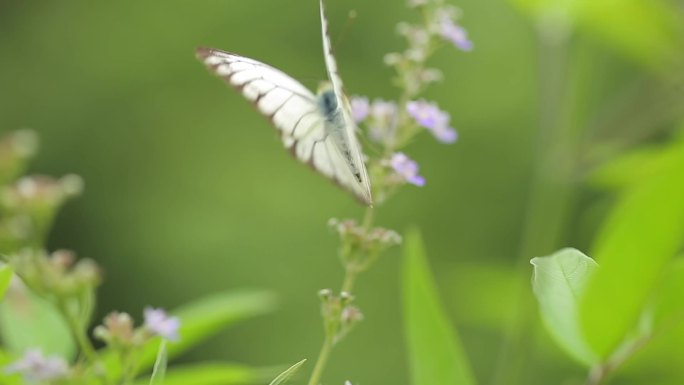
(197, 1, 372, 206)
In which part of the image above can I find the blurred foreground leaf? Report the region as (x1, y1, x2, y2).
(102, 290, 277, 378)
(0, 265, 12, 300)
(0, 348, 22, 385)
(132, 362, 270, 385)
(509, 0, 681, 70)
(0, 282, 75, 359)
(581, 146, 684, 358)
(268, 359, 306, 385)
(402, 228, 475, 385)
(650, 258, 684, 332)
(577, 0, 681, 71)
(531, 248, 598, 366)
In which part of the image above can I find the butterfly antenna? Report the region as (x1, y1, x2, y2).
(334, 10, 358, 52)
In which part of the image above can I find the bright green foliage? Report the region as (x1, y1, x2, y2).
(509, 0, 681, 70)
(531, 248, 598, 366)
(402, 229, 475, 385)
(0, 264, 12, 300)
(0, 289, 75, 359)
(581, 146, 684, 358)
(650, 258, 684, 333)
(149, 340, 168, 385)
(589, 144, 681, 190)
(132, 363, 268, 385)
(269, 359, 307, 385)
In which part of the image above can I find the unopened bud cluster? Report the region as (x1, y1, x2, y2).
(10, 249, 101, 297)
(329, 218, 402, 273)
(94, 307, 180, 349)
(0, 133, 83, 253)
(318, 289, 364, 344)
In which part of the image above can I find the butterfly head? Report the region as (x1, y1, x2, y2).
(317, 82, 338, 117)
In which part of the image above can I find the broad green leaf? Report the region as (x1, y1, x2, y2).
(531, 248, 599, 366)
(581, 147, 684, 358)
(0, 283, 75, 359)
(588, 145, 676, 191)
(650, 258, 684, 332)
(0, 264, 13, 300)
(101, 290, 277, 378)
(132, 363, 271, 385)
(402, 228, 475, 385)
(149, 340, 168, 385)
(268, 359, 306, 385)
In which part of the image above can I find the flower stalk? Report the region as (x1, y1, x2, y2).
(307, 2, 471, 383)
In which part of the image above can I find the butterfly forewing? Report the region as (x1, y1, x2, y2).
(318, 0, 372, 203)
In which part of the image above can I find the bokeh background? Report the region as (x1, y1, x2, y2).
(1, 0, 683, 384)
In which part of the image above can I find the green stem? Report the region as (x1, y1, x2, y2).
(341, 267, 357, 294)
(56, 298, 97, 364)
(307, 336, 334, 385)
(307, 207, 376, 385)
(361, 207, 375, 232)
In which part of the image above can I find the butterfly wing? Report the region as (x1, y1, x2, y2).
(196, 47, 372, 205)
(319, 0, 373, 204)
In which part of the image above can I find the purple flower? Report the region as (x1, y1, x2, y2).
(5, 349, 69, 382)
(406, 100, 458, 143)
(144, 307, 180, 341)
(439, 17, 473, 51)
(350, 96, 370, 123)
(391, 153, 425, 186)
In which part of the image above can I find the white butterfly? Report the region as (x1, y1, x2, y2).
(197, 0, 372, 206)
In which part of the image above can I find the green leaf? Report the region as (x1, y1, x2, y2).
(149, 340, 168, 385)
(531, 248, 599, 366)
(132, 363, 271, 385)
(0, 264, 13, 301)
(580, 147, 684, 358)
(0, 284, 75, 359)
(268, 359, 306, 385)
(402, 228, 475, 385)
(0, 348, 23, 385)
(588, 145, 677, 191)
(650, 258, 684, 332)
(100, 290, 277, 378)
(576, 0, 681, 71)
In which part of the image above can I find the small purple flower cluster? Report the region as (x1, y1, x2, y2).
(144, 307, 181, 341)
(351, 97, 399, 147)
(406, 100, 458, 143)
(349, 0, 470, 194)
(352, 96, 458, 187)
(391, 153, 426, 186)
(433, 5, 473, 51)
(5, 349, 69, 383)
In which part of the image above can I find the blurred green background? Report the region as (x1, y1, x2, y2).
(1, 0, 683, 384)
